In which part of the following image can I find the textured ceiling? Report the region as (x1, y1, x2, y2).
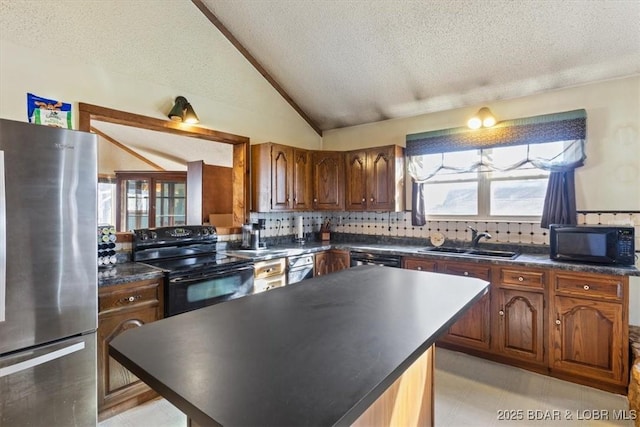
(204, 0, 640, 131)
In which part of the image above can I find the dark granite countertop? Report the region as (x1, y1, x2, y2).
(98, 262, 166, 287)
(223, 241, 640, 277)
(342, 243, 639, 276)
(110, 265, 489, 426)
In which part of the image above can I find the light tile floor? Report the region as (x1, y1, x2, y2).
(99, 348, 634, 427)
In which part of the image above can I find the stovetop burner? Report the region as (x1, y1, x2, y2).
(143, 253, 253, 276)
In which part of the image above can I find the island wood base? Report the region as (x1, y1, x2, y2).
(188, 345, 434, 427)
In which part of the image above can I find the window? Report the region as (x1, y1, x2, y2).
(98, 176, 116, 226)
(419, 147, 549, 218)
(406, 109, 587, 226)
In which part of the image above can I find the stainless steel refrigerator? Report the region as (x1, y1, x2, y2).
(0, 119, 97, 426)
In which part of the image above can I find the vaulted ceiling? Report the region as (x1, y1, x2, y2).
(200, 0, 640, 132)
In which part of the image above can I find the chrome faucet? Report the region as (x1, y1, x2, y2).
(468, 226, 492, 247)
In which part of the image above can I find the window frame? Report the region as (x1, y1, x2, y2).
(419, 149, 550, 221)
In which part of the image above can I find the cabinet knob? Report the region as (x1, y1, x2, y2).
(499, 310, 504, 316)
(555, 319, 561, 325)
(370, 197, 374, 202)
(120, 295, 141, 304)
(313, 198, 318, 202)
(361, 198, 366, 203)
(417, 266, 422, 271)
(463, 271, 469, 276)
(518, 276, 524, 282)
(583, 284, 590, 290)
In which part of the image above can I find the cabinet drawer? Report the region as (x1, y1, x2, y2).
(254, 258, 286, 279)
(99, 280, 161, 313)
(499, 268, 544, 289)
(439, 262, 490, 281)
(254, 275, 286, 293)
(403, 257, 437, 272)
(553, 273, 623, 300)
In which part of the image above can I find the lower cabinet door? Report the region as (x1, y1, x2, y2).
(438, 261, 491, 351)
(98, 307, 159, 419)
(441, 292, 491, 351)
(495, 287, 545, 364)
(551, 295, 626, 385)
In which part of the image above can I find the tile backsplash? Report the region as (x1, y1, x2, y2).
(234, 210, 640, 249)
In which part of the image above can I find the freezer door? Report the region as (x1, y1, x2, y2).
(0, 333, 97, 427)
(0, 119, 97, 355)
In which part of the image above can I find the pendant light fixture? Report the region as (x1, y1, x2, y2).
(168, 96, 199, 124)
(467, 107, 496, 129)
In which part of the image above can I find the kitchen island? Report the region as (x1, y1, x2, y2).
(110, 265, 488, 426)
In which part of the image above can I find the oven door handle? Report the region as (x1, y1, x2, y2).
(170, 265, 254, 284)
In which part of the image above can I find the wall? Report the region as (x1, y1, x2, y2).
(323, 76, 640, 211)
(0, 1, 322, 164)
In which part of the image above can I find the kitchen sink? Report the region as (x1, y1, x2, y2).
(467, 249, 519, 259)
(418, 246, 519, 259)
(420, 247, 468, 254)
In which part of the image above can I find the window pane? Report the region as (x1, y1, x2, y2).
(155, 181, 186, 226)
(125, 179, 149, 230)
(98, 181, 116, 226)
(429, 150, 480, 182)
(490, 179, 548, 216)
(425, 181, 478, 215)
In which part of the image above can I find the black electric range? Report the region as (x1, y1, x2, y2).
(132, 226, 254, 317)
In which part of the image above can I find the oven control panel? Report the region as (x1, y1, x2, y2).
(132, 226, 217, 245)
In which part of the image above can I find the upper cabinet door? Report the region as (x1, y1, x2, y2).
(344, 145, 405, 212)
(270, 144, 293, 211)
(345, 150, 367, 211)
(312, 151, 345, 211)
(292, 149, 312, 210)
(366, 146, 395, 211)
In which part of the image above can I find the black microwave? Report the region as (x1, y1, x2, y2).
(549, 225, 636, 266)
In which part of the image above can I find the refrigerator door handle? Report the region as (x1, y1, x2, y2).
(0, 150, 5, 323)
(0, 341, 85, 378)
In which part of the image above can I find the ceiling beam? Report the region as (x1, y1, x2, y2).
(192, 0, 323, 136)
(90, 126, 166, 171)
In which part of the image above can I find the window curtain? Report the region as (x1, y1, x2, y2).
(405, 109, 586, 226)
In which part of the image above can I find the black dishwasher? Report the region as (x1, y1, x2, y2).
(349, 252, 401, 268)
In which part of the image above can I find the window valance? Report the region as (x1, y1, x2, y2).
(406, 109, 586, 156)
(406, 109, 586, 183)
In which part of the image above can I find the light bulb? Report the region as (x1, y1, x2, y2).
(467, 117, 482, 129)
(482, 116, 496, 127)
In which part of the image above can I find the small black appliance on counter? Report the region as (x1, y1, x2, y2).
(549, 224, 636, 266)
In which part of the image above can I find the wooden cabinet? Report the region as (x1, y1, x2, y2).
(402, 255, 630, 393)
(345, 145, 404, 211)
(312, 151, 345, 211)
(437, 261, 492, 351)
(187, 160, 234, 225)
(315, 250, 350, 276)
(253, 258, 287, 293)
(492, 267, 546, 365)
(550, 271, 628, 391)
(402, 257, 437, 272)
(251, 143, 312, 212)
(98, 278, 164, 421)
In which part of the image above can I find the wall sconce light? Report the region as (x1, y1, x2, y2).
(467, 107, 496, 129)
(168, 96, 199, 124)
